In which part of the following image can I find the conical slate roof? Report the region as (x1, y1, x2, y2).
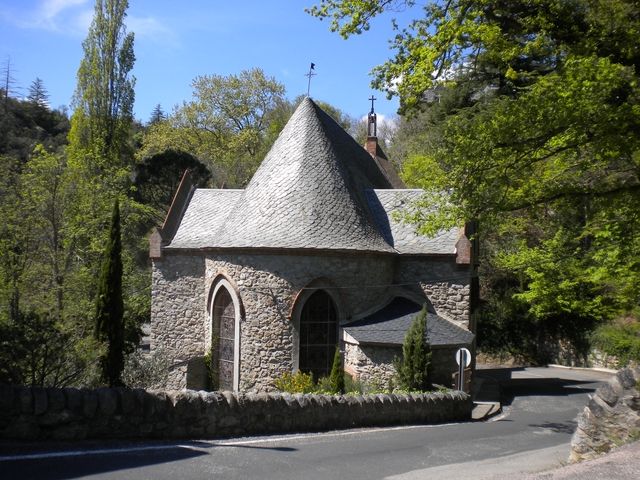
(166, 98, 461, 254)
(210, 98, 396, 252)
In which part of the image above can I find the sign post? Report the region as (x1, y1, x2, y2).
(455, 347, 471, 391)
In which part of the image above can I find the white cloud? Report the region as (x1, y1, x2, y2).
(127, 15, 177, 45)
(31, 0, 90, 31)
(40, 0, 88, 23)
(2, 1, 175, 44)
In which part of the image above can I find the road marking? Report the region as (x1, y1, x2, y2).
(0, 423, 459, 462)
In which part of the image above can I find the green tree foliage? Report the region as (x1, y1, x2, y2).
(148, 103, 165, 125)
(312, 0, 640, 352)
(94, 200, 125, 386)
(0, 94, 69, 161)
(27, 77, 49, 109)
(328, 346, 345, 394)
(69, 0, 135, 168)
(395, 306, 432, 391)
(592, 314, 640, 367)
(133, 149, 211, 223)
(0, 310, 101, 387)
(138, 68, 285, 187)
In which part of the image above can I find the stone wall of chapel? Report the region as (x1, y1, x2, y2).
(395, 257, 471, 328)
(150, 255, 207, 389)
(344, 343, 465, 389)
(205, 253, 395, 392)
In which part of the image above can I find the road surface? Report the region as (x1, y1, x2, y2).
(0, 367, 613, 479)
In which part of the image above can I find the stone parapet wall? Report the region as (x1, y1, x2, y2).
(0, 385, 471, 441)
(570, 367, 640, 462)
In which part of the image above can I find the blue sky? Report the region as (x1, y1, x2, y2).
(0, 0, 419, 123)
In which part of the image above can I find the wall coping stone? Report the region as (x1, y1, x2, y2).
(0, 385, 471, 441)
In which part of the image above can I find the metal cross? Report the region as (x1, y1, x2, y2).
(369, 95, 377, 114)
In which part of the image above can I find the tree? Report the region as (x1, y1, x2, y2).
(27, 78, 49, 109)
(138, 68, 285, 187)
(133, 149, 211, 222)
(148, 104, 165, 125)
(311, 1, 640, 345)
(328, 346, 345, 394)
(1, 56, 18, 112)
(68, 0, 135, 167)
(395, 306, 432, 391)
(94, 199, 125, 386)
(0, 310, 101, 387)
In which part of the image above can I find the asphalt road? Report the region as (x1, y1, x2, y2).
(0, 367, 613, 480)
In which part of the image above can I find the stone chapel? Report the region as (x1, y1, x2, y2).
(149, 98, 476, 392)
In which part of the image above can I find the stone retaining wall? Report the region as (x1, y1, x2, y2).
(570, 367, 640, 462)
(0, 385, 472, 441)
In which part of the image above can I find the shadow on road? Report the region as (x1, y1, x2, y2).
(1, 440, 298, 480)
(476, 367, 598, 407)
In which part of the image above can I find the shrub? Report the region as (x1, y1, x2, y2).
(273, 370, 315, 393)
(0, 310, 102, 387)
(328, 347, 345, 394)
(592, 316, 640, 367)
(394, 305, 432, 391)
(122, 348, 170, 389)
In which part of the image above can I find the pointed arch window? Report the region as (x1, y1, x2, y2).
(298, 290, 338, 379)
(211, 283, 239, 391)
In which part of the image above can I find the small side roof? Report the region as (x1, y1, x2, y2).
(168, 189, 243, 249)
(343, 297, 474, 347)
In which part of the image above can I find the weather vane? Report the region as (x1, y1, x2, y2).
(305, 63, 316, 97)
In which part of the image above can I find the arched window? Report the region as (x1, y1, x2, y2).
(211, 285, 237, 390)
(298, 290, 338, 380)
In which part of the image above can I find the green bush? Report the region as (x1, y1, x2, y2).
(592, 318, 640, 367)
(273, 370, 315, 393)
(328, 347, 345, 394)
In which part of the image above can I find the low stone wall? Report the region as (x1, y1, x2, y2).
(0, 385, 472, 441)
(570, 367, 640, 462)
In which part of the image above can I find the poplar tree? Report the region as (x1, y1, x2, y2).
(69, 0, 135, 167)
(94, 199, 125, 386)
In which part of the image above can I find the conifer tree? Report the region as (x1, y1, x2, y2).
(395, 306, 432, 391)
(27, 78, 49, 108)
(329, 346, 345, 394)
(94, 199, 125, 386)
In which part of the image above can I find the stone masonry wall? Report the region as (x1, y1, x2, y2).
(570, 367, 640, 462)
(344, 343, 397, 387)
(0, 385, 472, 441)
(395, 257, 471, 328)
(205, 252, 395, 392)
(151, 255, 207, 389)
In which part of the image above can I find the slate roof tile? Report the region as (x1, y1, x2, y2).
(366, 189, 461, 255)
(344, 297, 474, 347)
(165, 99, 461, 255)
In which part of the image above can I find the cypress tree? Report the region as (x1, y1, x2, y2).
(395, 306, 432, 391)
(95, 199, 125, 386)
(329, 346, 345, 394)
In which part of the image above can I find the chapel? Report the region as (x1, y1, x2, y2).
(149, 97, 476, 391)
